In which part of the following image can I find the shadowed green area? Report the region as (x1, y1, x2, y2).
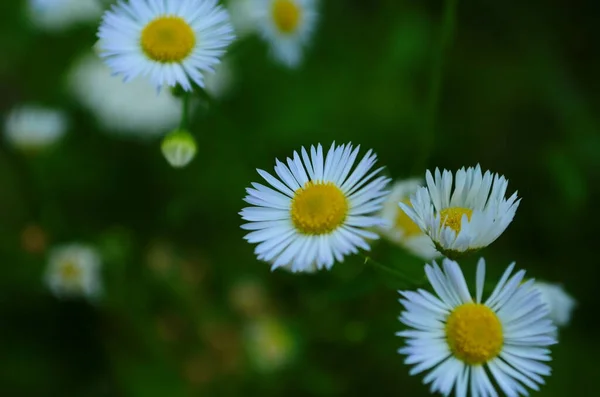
(1, 0, 598, 396)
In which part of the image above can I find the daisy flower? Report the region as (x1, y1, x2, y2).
(67, 53, 181, 137)
(4, 105, 67, 152)
(97, 0, 235, 91)
(254, 0, 318, 67)
(240, 143, 390, 272)
(378, 179, 441, 260)
(45, 243, 102, 300)
(398, 258, 556, 397)
(532, 281, 576, 328)
(26, 0, 103, 32)
(399, 165, 520, 258)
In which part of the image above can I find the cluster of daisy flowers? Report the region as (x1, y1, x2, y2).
(239, 142, 576, 396)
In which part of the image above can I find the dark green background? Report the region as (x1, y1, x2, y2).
(1, 0, 598, 396)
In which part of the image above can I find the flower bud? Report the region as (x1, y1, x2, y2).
(161, 129, 197, 168)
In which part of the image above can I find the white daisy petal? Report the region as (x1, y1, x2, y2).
(398, 258, 556, 397)
(377, 179, 442, 260)
(97, 0, 235, 91)
(404, 165, 520, 257)
(241, 143, 389, 273)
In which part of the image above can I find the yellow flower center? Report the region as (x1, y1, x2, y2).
(445, 303, 503, 365)
(395, 199, 422, 237)
(291, 182, 348, 235)
(272, 0, 302, 34)
(141, 17, 196, 63)
(439, 207, 473, 234)
(60, 261, 81, 283)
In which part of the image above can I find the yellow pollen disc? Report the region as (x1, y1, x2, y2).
(60, 262, 81, 282)
(291, 182, 348, 235)
(445, 303, 503, 365)
(396, 199, 422, 238)
(439, 207, 473, 234)
(272, 0, 302, 34)
(141, 17, 195, 63)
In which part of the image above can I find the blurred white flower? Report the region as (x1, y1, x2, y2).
(226, 0, 259, 38)
(45, 244, 102, 300)
(161, 129, 197, 168)
(204, 59, 236, 100)
(533, 281, 577, 327)
(67, 53, 181, 138)
(254, 0, 319, 68)
(26, 0, 103, 32)
(377, 179, 441, 260)
(243, 317, 296, 373)
(4, 105, 67, 151)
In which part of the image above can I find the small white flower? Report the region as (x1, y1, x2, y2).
(67, 53, 182, 138)
(532, 281, 576, 328)
(4, 105, 67, 151)
(161, 129, 197, 168)
(378, 179, 441, 260)
(400, 165, 520, 258)
(240, 143, 390, 272)
(97, 0, 236, 91)
(45, 244, 102, 300)
(26, 0, 103, 32)
(398, 258, 556, 397)
(226, 0, 259, 38)
(254, 0, 318, 68)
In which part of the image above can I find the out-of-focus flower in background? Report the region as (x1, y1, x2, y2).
(26, 0, 103, 32)
(3, 105, 68, 153)
(228, 278, 270, 318)
(44, 243, 102, 300)
(67, 53, 181, 139)
(243, 317, 297, 373)
(533, 281, 577, 328)
(204, 59, 236, 101)
(226, 0, 259, 38)
(377, 179, 441, 260)
(96, 0, 236, 91)
(254, 0, 319, 68)
(20, 224, 48, 255)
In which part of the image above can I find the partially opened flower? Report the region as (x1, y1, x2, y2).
(378, 179, 441, 260)
(97, 0, 235, 91)
(45, 243, 102, 300)
(4, 105, 67, 152)
(240, 143, 390, 272)
(400, 165, 520, 258)
(254, 0, 318, 67)
(532, 281, 576, 328)
(398, 258, 556, 396)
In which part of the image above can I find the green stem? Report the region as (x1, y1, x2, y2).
(413, 0, 459, 175)
(363, 256, 419, 285)
(179, 92, 190, 130)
